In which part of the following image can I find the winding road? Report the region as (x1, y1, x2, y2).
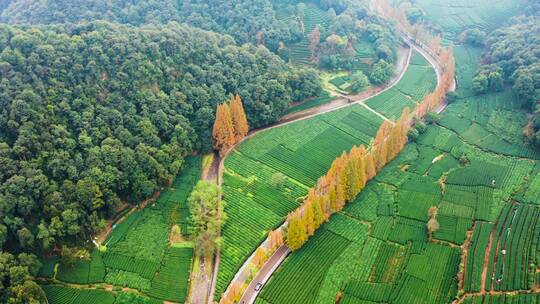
(193, 29, 455, 303)
(234, 38, 452, 304)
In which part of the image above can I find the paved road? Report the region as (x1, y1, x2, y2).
(238, 246, 291, 304)
(279, 46, 411, 124)
(210, 45, 412, 303)
(209, 31, 456, 303)
(229, 35, 455, 304)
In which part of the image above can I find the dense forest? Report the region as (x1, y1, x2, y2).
(0, 21, 321, 302)
(0, 1, 369, 43)
(0, 0, 397, 70)
(474, 3, 540, 145)
(0, 0, 404, 302)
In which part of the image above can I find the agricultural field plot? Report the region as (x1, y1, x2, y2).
(277, 4, 378, 71)
(41, 157, 200, 303)
(453, 45, 483, 98)
(256, 225, 367, 304)
(514, 164, 540, 205)
(397, 0, 528, 38)
(42, 286, 115, 304)
(439, 83, 540, 159)
(329, 74, 353, 91)
(42, 285, 163, 304)
(475, 204, 540, 292)
(277, 4, 331, 66)
(366, 51, 436, 119)
(216, 104, 384, 298)
(258, 94, 539, 304)
(258, 159, 462, 304)
(463, 293, 540, 304)
(217, 50, 435, 296)
(146, 247, 193, 302)
(464, 222, 494, 292)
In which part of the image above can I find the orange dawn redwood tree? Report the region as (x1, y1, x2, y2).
(213, 95, 249, 154)
(212, 103, 235, 154)
(230, 95, 249, 141)
(282, 2, 456, 251)
(285, 108, 415, 251)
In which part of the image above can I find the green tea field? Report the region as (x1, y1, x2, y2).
(366, 52, 437, 120)
(40, 157, 201, 304)
(255, 10, 540, 304)
(215, 50, 437, 299)
(396, 0, 528, 38)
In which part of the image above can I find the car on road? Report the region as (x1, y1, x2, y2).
(254, 282, 263, 291)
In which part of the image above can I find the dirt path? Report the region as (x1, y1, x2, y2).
(205, 152, 221, 183)
(190, 256, 214, 304)
(479, 204, 514, 294)
(480, 226, 496, 293)
(459, 223, 476, 291)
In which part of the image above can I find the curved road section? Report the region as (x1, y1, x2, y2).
(203, 44, 412, 304)
(235, 36, 452, 304)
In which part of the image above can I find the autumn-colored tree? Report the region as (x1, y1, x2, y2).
(311, 195, 326, 228)
(399, 108, 411, 148)
(431, 34, 442, 55)
(365, 153, 377, 180)
(428, 206, 439, 218)
(304, 201, 316, 236)
(230, 95, 249, 142)
(349, 145, 366, 191)
(268, 229, 284, 251)
(319, 192, 331, 218)
(286, 212, 307, 251)
(220, 281, 245, 304)
(344, 158, 359, 202)
(356, 146, 367, 189)
(336, 181, 346, 209)
(374, 139, 388, 172)
(374, 121, 392, 171)
(231, 281, 245, 303)
(252, 247, 267, 267)
(327, 152, 345, 184)
(212, 103, 235, 154)
(386, 126, 399, 162)
(327, 185, 338, 213)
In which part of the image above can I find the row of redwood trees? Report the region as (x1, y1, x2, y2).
(285, 3, 457, 250)
(212, 95, 249, 155)
(287, 109, 411, 250)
